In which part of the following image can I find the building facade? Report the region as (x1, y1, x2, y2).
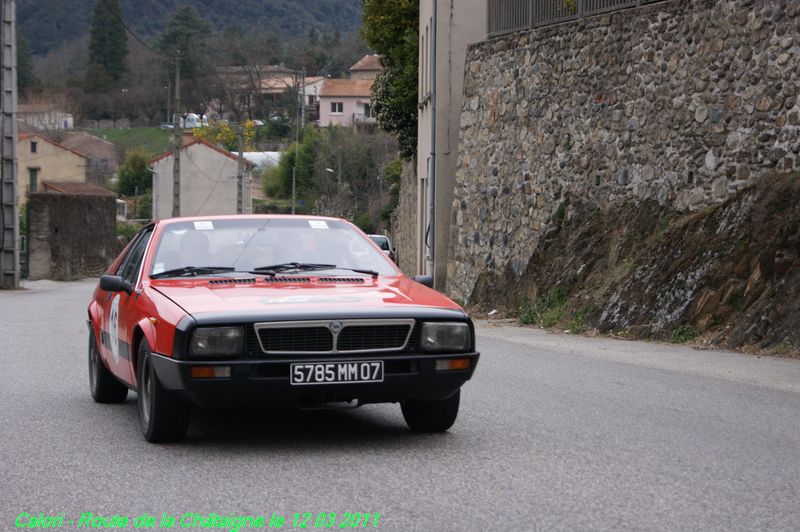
(151, 140, 253, 220)
(416, 0, 487, 289)
(17, 134, 88, 207)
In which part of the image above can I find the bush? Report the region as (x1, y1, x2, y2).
(519, 286, 569, 327)
(671, 324, 699, 343)
(117, 221, 143, 242)
(117, 151, 153, 196)
(353, 211, 376, 234)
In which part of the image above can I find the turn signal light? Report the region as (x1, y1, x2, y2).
(435, 358, 471, 371)
(190, 366, 231, 378)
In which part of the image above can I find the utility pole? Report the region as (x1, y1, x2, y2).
(236, 130, 244, 214)
(171, 50, 181, 218)
(291, 67, 302, 215)
(0, 0, 19, 289)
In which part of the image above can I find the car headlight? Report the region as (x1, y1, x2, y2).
(420, 322, 471, 351)
(190, 327, 243, 357)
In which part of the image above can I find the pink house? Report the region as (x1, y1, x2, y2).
(318, 79, 375, 127)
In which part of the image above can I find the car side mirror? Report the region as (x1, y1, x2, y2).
(412, 275, 433, 288)
(100, 275, 133, 295)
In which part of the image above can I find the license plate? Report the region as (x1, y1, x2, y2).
(290, 361, 384, 385)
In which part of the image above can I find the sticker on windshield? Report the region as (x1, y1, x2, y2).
(308, 220, 328, 229)
(152, 263, 165, 274)
(193, 221, 214, 230)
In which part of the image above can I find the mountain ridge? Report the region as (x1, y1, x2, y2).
(18, 0, 363, 56)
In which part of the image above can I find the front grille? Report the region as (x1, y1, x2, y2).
(337, 325, 410, 351)
(258, 326, 333, 352)
(253, 319, 415, 354)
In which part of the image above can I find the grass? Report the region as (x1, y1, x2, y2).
(89, 127, 172, 155)
(519, 286, 569, 328)
(671, 324, 699, 343)
(569, 307, 591, 334)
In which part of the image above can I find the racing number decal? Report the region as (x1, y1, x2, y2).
(108, 294, 121, 362)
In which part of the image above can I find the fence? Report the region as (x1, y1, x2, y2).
(487, 0, 664, 37)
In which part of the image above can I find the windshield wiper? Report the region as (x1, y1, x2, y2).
(250, 262, 337, 275)
(150, 266, 235, 279)
(249, 263, 378, 278)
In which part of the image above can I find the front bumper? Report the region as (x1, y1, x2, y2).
(150, 352, 480, 408)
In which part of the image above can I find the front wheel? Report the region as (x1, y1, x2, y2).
(401, 389, 460, 432)
(88, 328, 128, 403)
(137, 339, 190, 442)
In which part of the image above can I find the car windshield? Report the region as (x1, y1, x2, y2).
(150, 218, 398, 277)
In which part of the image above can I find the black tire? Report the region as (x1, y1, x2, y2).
(88, 328, 128, 403)
(401, 389, 461, 432)
(137, 339, 190, 443)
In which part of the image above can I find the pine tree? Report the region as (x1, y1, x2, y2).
(86, 0, 128, 89)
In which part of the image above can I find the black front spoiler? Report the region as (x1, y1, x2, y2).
(150, 352, 480, 408)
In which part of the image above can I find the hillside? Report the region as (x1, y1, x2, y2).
(469, 174, 800, 356)
(18, 0, 362, 56)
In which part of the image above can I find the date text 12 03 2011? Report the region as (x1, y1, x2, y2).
(14, 511, 381, 529)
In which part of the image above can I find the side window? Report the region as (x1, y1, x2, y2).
(117, 228, 153, 284)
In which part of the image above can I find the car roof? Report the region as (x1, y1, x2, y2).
(156, 214, 346, 226)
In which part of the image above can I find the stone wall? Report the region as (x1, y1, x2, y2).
(449, 0, 800, 302)
(391, 159, 418, 275)
(28, 193, 118, 280)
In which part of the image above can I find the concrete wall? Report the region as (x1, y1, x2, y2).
(153, 143, 250, 219)
(27, 193, 118, 280)
(448, 0, 800, 302)
(17, 136, 87, 206)
(416, 0, 488, 286)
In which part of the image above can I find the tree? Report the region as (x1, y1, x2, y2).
(157, 6, 212, 80)
(86, 0, 128, 89)
(361, 0, 419, 159)
(117, 151, 152, 196)
(17, 34, 37, 93)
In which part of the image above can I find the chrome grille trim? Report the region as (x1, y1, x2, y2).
(253, 319, 415, 355)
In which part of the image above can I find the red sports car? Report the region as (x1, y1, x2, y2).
(87, 215, 479, 442)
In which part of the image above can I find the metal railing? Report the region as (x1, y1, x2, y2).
(488, 0, 663, 38)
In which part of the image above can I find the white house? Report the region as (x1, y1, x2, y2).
(318, 79, 375, 127)
(151, 140, 254, 219)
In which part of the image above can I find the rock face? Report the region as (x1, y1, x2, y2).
(469, 174, 800, 352)
(449, 0, 800, 312)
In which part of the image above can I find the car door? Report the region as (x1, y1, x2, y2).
(101, 227, 153, 386)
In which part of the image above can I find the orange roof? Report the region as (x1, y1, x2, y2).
(319, 78, 374, 98)
(42, 181, 115, 196)
(350, 55, 382, 72)
(149, 139, 255, 168)
(17, 133, 88, 159)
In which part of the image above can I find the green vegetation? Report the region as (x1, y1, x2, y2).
(116, 151, 153, 196)
(86, 0, 128, 91)
(361, 0, 419, 159)
(157, 5, 212, 79)
(263, 127, 397, 229)
(569, 307, 592, 334)
(116, 221, 143, 241)
(380, 159, 403, 230)
(671, 324, 699, 344)
(89, 128, 171, 155)
(19, 0, 364, 57)
(553, 200, 567, 222)
(519, 286, 570, 328)
(729, 292, 743, 312)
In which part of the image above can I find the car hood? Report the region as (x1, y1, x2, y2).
(149, 275, 467, 323)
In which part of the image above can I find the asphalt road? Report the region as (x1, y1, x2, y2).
(2, 280, 799, 531)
